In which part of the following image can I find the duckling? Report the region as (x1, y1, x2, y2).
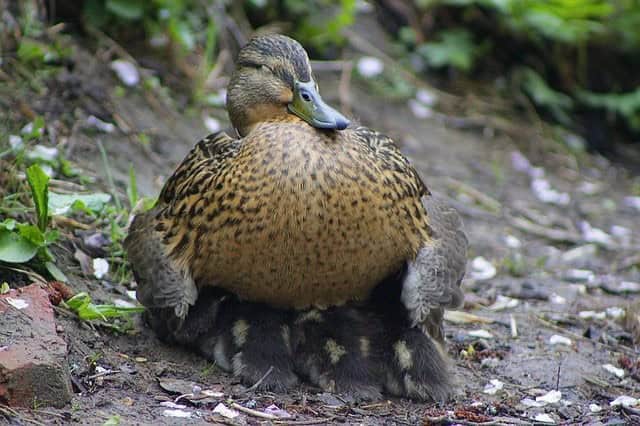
(125, 34, 467, 400)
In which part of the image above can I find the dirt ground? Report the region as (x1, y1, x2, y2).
(2, 14, 640, 426)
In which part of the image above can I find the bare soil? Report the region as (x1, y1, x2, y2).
(2, 17, 639, 426)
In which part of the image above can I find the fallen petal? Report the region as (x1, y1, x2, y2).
(203, 115, 221, 133)
(483, 379, 504, 395)
(264, 404, 292, 418)
(162, 409, 191, 418)
(488, 295, 519, 311)
(110, 60, 140, 86)
(6, 298, 29, 310)
(470, 256, 497, 281)
(533, 413, 555, 424)
(610, 395, 638, 407)
(93, 258, 109, 279)
(536, 390, 562, 404)
(213, 403, 239, 419)
(603, 364, 625, 378)
(468, 329, 494, 339)
(549, 335, 572, 346)
(357, 56, 384, 78)
(160, 401, 187, 409)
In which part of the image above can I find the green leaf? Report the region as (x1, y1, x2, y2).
(518, 67, 573, 125)
(17, 39, 48, 63)
(0, 282, 10, 294)
(26, 164, 50, 232)
(45, 261, 68, 282)
(0, 219, 17, 231)
(105, 0, 144, 20)
(418, 29, 479, 72)
(127, 165, 138, 208)
(83, 0, 108, 28)
(48, 192, 111, 216)
(0, 230, 38, 263)
(168, 19, 195, 51)
(65, 292, 144, 321)
(577, 88, 640, 130)
(103, 415, 121, 426)
(65, 292, 91, 311)
(17, 223, 45, 246)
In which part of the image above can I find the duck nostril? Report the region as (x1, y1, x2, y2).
(301, 92, 311, 102)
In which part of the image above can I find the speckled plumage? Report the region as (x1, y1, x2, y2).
(126, 34, 467, 401)
(137, 118, 431, 310)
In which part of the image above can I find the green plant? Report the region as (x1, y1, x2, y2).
(417, 29, 483, 72)
(247, 0, 357, 53)
(0, 164, 62, 277)
(63, 292, 144, 321)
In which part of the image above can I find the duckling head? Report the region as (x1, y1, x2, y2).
(227, 34, 349, 136)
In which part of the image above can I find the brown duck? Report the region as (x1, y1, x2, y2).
(125, 34, 467, 358)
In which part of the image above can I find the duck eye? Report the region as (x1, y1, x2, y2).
(300, 90, 311, 102)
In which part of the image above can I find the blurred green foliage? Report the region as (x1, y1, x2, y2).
(246, 0, 357, 53)
(395, 0, 640, 145)
(82, 0, 213, 54)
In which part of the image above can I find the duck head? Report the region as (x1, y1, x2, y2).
(227, 34, 350, 136)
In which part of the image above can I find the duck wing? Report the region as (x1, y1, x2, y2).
(125, 131, 240, 319)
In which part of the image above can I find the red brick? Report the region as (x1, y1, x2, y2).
(0, 283, 72, 408)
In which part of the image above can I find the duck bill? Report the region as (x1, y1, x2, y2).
(288, 80, 350, 130)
